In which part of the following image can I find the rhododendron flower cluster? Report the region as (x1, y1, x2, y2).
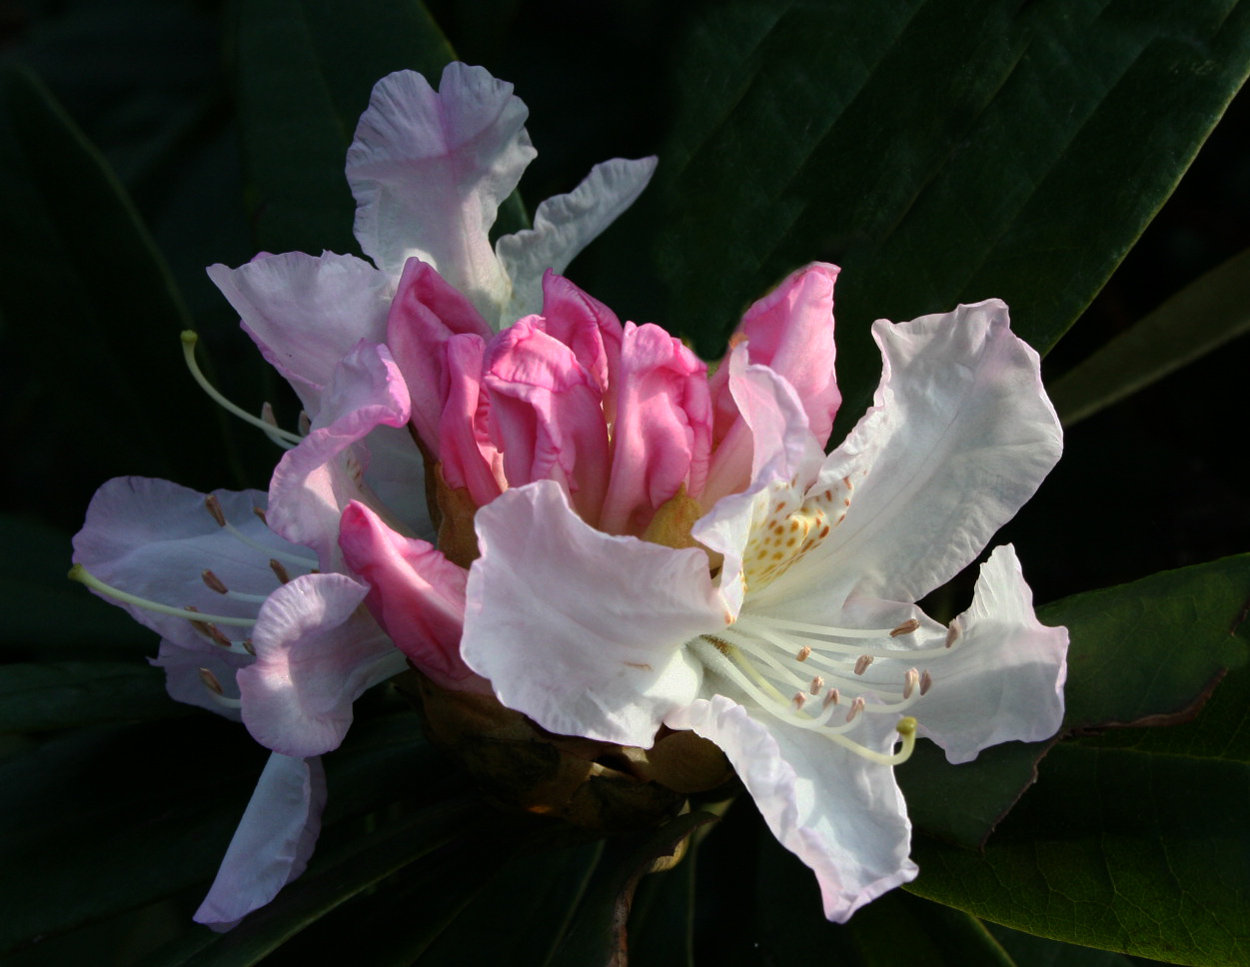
(72, 60, 1068, 929)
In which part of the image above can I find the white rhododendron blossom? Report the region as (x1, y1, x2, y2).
(71, 63, 655, 928)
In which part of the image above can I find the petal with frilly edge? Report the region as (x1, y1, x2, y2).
(777, 300, 1062, 609)
(238, 572, 406, 757)
(462, 480, 723, 747)
(347, 65, 534, 319)
(497, 157, 658, 322)
(908, 545, 1068, 763)
(208, 251, 392, 415)
(72, 477, 303, 654)
(534, 271, 622, 405)
(194, 753, 326, 929)
(268, 341, 410, 570)
(666, 694, 917, 922)
(338, 500, 480, 690)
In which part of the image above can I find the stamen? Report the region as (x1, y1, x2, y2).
(946, 619, 961, 648)
(796, 645, 812, 662)
(203, 498, 316, 569)
(202, 569, 229, 594)
(846, 696, 865, 722)
(903, 667, 919, 699)
(298, 411, 312, 436)
(809, 675, 825, 695)
(242, 639, 256, 656)
(270, 559, 291, 584)
(822, 715, 919, 766)
(920, 670, 933, 696)
(198, 667, 224, 695)
(204, 494, 227, 527)
(69, 564, 258, 627)
(253, 506, 268, 526)
(890, 618, 920, 637)
(260, 402, 298, 449)
(854, 654, 874, 675)
(823, 687, 840, 708)
(793, 692, 807, 710)
(181, 331, 302, 446)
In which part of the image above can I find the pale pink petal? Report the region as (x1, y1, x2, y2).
(238, 572, 406, 757)
(496, 157, 658, 321)
(598, 322, 711, 536)
(438, 334, 505, 507)
(207, 251, 392, 415)
(386, 258, 493, 453)
(338, 501, 479, 689)
(346, 65, 534, 318)
(462, 480, 723, 747)
(72, 477, 303, 653)
(482, 320, 610, 525)
(666, 695, 916, 922)
(783, 300, 1062, 606)
(910, 545, 1068, 763)
(268, 342, 410, 570)
(152, 640, 250, 722)
(194, 753, 326, 929)
(732, 262, 841, 446)
(534, 270, 623, 405)
(355, 423, 434, 543)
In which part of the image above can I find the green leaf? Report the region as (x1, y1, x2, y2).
(908, 738, 1250, 966)
(1048, 244, 1250, 426)
(987, 922, 1148, 967)
(547, 811, 716, 967)
(230, 0, 454, 256)
(655, 0, 1250, 441)
(626, 841, 699, 967)
(0, 66, 228, 509)
(0, 661, 182, 731)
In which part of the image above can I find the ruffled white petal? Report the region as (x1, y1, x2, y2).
(462, 480, 723, 747)
(346, 65, 535, 319)
(207, 252, 392, 415)
(909, 545, 1068, 763)
(194, 753, 326, 929)
(496, 156, 658, 321)
(781, 300, 1062, 607)
(666, 694, 917, 922)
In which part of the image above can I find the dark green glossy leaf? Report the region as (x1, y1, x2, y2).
(0, 66, 227, 516)
(655, 0, 1250, 443)
(987, 922, 1150, 967)
(908, 738, 1250, 965)
(0, 661, 181, 731)
(0, 717, 267, 955)
(755, 824, 1015, 967)
(178, 797, 483, 967)
(230, 0, 454, 256)
(548, 811, 716, 967)
(1049, 245, 1250, 427)
(626, 840, 698, 967)
(898, 554, 1250, 848)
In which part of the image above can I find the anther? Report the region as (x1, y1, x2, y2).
(890, 618, 920, 638)
(854, 654, 874, 675)
(809, 675, 825, 695)
(205, 623, 234, 649)
(269, 559, 291, 584)
(253, 506, 268, 526)
(796, 645, 812, 662)
(945, 620, 961, 648)
(204, 494, 227, 527)
(298, 411, 312, 436)
(846, 696, 865, 722)
(823, 687, 840, 708)
(793, 692, 807, 710)
(201, 569, 229, 595)
(903, 667, 919, 699)
(920, 670, 933, 696)
(198, 667, 224, 696)
(242, 639, 256, 656)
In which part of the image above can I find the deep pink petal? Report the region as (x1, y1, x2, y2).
(386, 258, 493, 453)
(238, 572, 406, 757)
(438, 333, 505, 507)
(482, 320, 610, 524)
(534, 270, 623, 406)
(268, 342, 410, 570)
(462, 480, 724, 747)
(732, 263, 841, 445)
(598, 322, 711, 536)
(194, 753, 326, 928)
(338, 501, 478, 689)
